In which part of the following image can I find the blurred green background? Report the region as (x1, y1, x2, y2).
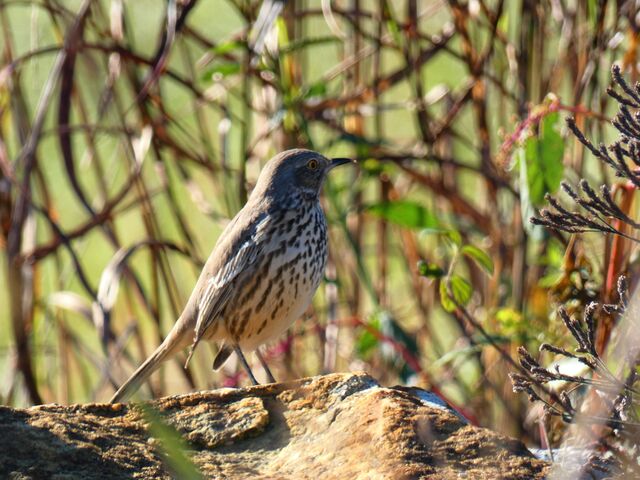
(0, 0, 637, 446)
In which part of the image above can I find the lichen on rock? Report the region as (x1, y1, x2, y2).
(0, 372, 548, 479)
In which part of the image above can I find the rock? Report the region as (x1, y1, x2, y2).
(0, 372, 548, 479)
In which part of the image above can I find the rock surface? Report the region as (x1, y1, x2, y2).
(0, 372, 548, 479)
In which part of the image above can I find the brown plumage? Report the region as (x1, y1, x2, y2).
(110, 149, 352, 403)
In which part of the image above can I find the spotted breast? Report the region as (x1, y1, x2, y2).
(207, 201, 328, 352)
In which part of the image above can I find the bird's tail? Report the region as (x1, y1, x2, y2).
(110, 322, 190, 404)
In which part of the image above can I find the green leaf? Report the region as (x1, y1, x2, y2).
(450, 275, 473, 306)
(443, 229, 462, 248)
(417, 260, 444, 278)
(419, 228, 462, 250)
(540, 112, 565, 189)
(461, 245, 494, 275)
(497, 11, 509, 36)
(439, 281, 456, 312)
(211, 40, 244, 56)
(521, 111, 565, 206)
(538, 270, 563, 288)
(440, 275, 473, 312)
(495, 307, 524, 336)
(517, 144, 541, 238)
(367, 201, 439, 229)
(355, 316, 380, 358)
(382, 1, 403, 47)
(303, 81, 327, 99)
(202, 61, 241, 80)
(360, 158, 383, 175)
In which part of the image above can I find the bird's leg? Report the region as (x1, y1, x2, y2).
(256, 348, 277, 383)
(234, 345, 259, 385)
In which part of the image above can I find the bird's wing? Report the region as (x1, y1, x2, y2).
(184, 212, 273, 365)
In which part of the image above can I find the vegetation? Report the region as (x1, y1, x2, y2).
(512, 66, 640, 477)
(0, 0, 638, 473)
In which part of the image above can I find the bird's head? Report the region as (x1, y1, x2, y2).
(252, 149, 353, 205)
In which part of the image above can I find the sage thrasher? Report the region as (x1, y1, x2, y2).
(110, 149, 352, 402)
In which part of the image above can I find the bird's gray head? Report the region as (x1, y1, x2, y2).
(251, 149, 352, 206)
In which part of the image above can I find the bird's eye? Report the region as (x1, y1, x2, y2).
(307, 159, 318, 170)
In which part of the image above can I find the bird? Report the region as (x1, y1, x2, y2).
(110, 149, 352, 403)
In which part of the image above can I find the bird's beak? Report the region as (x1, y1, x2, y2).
(328, 157, 354, 170)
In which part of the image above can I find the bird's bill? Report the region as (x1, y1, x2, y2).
(328, 157, 353, 170)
